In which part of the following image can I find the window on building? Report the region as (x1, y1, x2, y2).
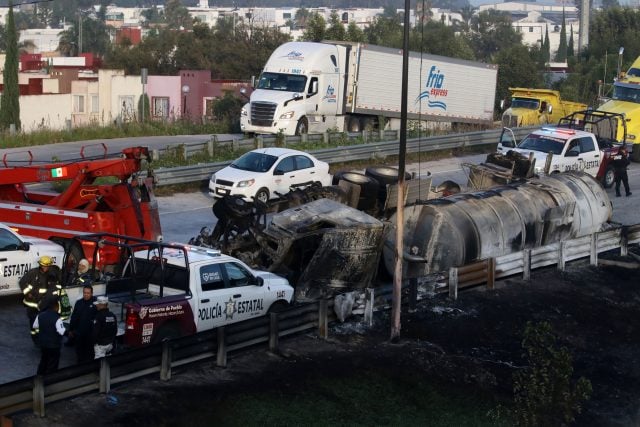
(73, 95, 85, 113)
(152, 97, 170, 118)
(283, 12, 291, 19)
(529, 26, 534, 32)
(90, 95, 99, 113)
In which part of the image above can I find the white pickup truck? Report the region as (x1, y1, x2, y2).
(498, 126, 620, 187)
(62, 233, 294, 347)
(0, 223, 64, 296)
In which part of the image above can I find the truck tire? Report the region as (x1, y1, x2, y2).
(332, 170, 355, 185)
(365, 166, 412, 211)
(337, 172, 379, 213)
(255, 188, 270, 204)
(602, 164, 615, 188)
(153, 323, 181, 344)
(348, 116, 362, 133)
(435, 180, 461, 197)
(268, 301, 289, 313)
(295, 117, 308, 136)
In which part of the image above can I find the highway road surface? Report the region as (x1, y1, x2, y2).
(1, 142, 639, 383)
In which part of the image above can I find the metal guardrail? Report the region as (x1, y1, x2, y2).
(152, 127, 536, 186)
(0, 222, 637, 417)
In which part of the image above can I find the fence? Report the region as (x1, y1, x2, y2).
(1, 223, 635, 419)
(152, 127, 536, 186)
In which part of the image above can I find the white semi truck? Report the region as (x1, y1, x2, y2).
(240, 41, 498, 136)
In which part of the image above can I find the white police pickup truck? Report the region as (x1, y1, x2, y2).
(498, 126, 618, 186)
(62, 233, 295, 347)
(0, 223, 65, 296)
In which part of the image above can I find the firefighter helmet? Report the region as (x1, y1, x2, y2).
(38, 255, 53, 267)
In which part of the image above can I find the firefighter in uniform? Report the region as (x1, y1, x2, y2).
(19, 255, 54, 343)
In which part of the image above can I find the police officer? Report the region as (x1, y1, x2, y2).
(19, 255, 54, 343)
(68, 285, 97, 362)
(613, 145, 632, 197)
(92, 296, 117, 359)
(33, 295, 66, 375)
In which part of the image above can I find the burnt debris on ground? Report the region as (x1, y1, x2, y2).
(11, 257, 640, 427)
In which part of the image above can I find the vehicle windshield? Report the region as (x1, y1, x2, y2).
(510, 97, 540, 110)
(517, 134, 566, 155)
(230, 152, 278, 173)
(612, 84, 640, 104)
(256, 72, 307, 93)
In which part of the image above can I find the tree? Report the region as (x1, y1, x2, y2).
(0, 2, 21, 131)
(411, 21, 474, 60)
(554, 8, 567, 62)
(325, 12, 346, 41)
(364, 12, 403, 48)
(543, 25, 550, 64)
(567, 24, 575, 58)
(346, 22, 365, 42)
(494, 45, 544, 112)
(294, 7, 310, 29)
(58, 16, 110, 56)
(511, 322, 592, 426)
(470, 10, 522, 63)
(164, 0, 194, 30)
(301, 13, 326, 42)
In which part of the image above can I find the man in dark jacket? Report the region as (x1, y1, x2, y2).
(92, 296, 117, 359)
(33, 295, 66, 375)
(68, 285, 97, 363)
(613, 146, 632, 197)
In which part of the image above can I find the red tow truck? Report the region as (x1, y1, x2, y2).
(0, 145, 161, 268)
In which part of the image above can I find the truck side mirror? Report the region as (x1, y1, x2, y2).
(253, 276, 264, 287)
(310, 81, 318, 96)
(547, 104, 553, 114)
(251, 75, 256, 88)
(499, 99, 505, 111)
(20, 241, 31, 251)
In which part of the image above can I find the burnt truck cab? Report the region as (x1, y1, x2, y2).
(62, 233, 294, 348)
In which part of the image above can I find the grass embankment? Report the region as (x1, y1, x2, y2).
(177, 370, 509, 427)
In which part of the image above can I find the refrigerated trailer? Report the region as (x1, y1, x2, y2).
(240, 41, 498, 136)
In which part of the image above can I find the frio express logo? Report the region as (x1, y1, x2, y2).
(416, 65, 448, 110)
(323, 84, 337, 103)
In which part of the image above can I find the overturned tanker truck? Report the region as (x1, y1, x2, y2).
(383, 171, 611, 277)
(193, 168, 611, 299)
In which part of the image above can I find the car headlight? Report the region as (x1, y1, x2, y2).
(628, 134, 636, 140)
(237, 179, 255, 188)
(241, 107, 248, 117)
(210, 174, 216, 182)
(279, 111, 295, 120)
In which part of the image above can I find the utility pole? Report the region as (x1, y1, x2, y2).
(391, 0, 411, 342)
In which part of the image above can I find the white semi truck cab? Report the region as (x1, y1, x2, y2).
(241, 42, 349, 136)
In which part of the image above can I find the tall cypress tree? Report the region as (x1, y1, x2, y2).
(555, 8, 567, 62)
(0, 2, 20, 131)
(567, 24, 575, 58)
(543, 25, 551, 64)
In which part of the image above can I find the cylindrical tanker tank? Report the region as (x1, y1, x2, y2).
(383, 172, 611, 278)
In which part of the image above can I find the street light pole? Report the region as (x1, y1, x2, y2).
(181, 84, 190, 119)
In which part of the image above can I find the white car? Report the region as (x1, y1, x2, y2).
(0, 223, 65, 296)
(209, 147, 332, 203)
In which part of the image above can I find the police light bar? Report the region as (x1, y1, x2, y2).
(541, 127, 575, 135)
